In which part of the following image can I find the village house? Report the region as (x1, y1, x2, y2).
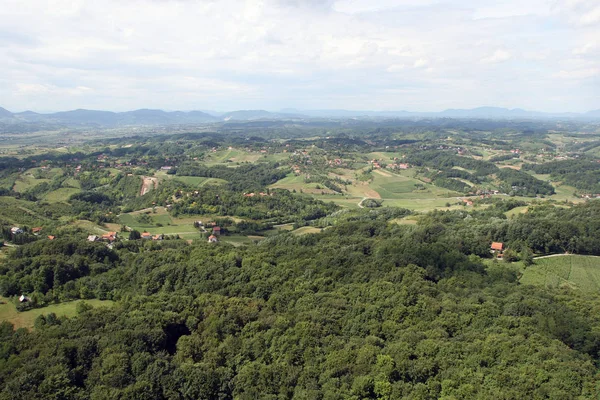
(208, 235, 218, 243)
(87, 235, 99, 242)
(141, 232, 152, 240)
(101, 232, 117, 242)
(10, 227, 23, 235)
(31, 227, 43, 235)
(212, 226, 221, 236)
(47, 235, 55, 240)
(491, 242, 504, 258)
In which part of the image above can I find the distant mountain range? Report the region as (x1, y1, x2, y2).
(0, 106, 598, 127)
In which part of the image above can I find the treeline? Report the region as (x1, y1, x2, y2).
(170, 187, 338, 224)
(523, 157, 600, 193)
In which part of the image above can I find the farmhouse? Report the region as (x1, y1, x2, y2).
(208, 235, 218, 243)
(31, 227, 43, 235)
(141, 232, 152, 240)
(102, 232, 117, 242)
(212, 226, 221, 235)
(491, 242, 504, 258)
(10, 227, 23, 235)
(87, 235, 99, 242)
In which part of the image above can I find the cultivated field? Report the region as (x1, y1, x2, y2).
(520, 255, 600, 292)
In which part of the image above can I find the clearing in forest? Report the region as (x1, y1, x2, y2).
(520, 255, 600, 292)
(0, 298, 114, 330)
(140, 176, 157, 196)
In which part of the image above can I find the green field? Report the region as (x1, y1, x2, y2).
(12, 175, 50, 192)
(157, 172, 227, 187)
(520, 255, 600, 292)
(0, 298, 114, 330)
(505, 206, 529, 218)
(269, 173, 335, 194)
(43, 187, 80, 202)
(119, 209, 206, 239)
(291, 226, 323, 236)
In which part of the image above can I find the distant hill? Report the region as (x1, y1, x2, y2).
(0, 107, 13, 118)
(0, 105, 599, 127)
(2, 108, 218, 126)
(586, 109, 600, 117)
(221, 109, 306, 121)
(294, 107, 595, 119)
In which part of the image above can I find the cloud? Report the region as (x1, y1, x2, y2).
(554, 68, 599, 79)
(481, 49, 512, 64)
(0, 0, 597, 112)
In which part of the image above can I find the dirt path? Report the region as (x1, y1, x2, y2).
(533, 253, 600, 259)
(374, 169, 392, 177)
(140, 176, 158, 196)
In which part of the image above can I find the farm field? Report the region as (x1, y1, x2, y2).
(0, 298, 115, 330)
(505, 206, 529, 218)
(520, 255, 600, 292)
(43, 187, 80, 202)
(269, 173, 337, 194)
(291, 226, 322, 235)
(156, 172, 227, 187)
(12, 175, 50, 192)
(203, 149, 289, 166)
(71, 220, 111, 235)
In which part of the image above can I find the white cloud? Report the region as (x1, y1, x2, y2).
(0, 0, 597, 112)
(481, 49, 512, 64)
(554, 68, 600, 79)
(413, 58, 429, 68)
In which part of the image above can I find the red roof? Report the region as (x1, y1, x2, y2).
(491, 242, 504, 251)
(213, 226, 221, 231)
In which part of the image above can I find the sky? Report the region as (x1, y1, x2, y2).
(0, 0, 598, 113)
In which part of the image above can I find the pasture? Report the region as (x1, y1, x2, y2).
(0, 298, 115, 330)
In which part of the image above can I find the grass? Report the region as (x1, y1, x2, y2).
(269, 173, 335, 194)
(72, 220, 110, 235)
(43, 187, 80, 202)
(291, 226, 322, 236)
(505, 206, 529, 218)
(157, 172, 227, 187)
(519, 255, 600, 292)
(12, 176, 50, 192)
(0, 298, 114, 330)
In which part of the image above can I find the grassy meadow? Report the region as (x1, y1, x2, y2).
(0, 298, 115, 330)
